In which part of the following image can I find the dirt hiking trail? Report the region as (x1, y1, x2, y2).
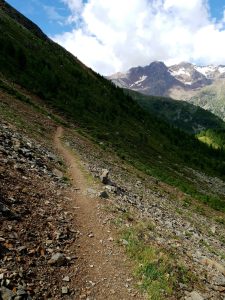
(54, 127, 144, 300)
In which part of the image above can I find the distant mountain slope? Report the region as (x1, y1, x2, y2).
(126, 90, 225, 135)
(108, 61, 224, 95)
(1, 0, 225, 211)
(108, 61, 184, 96)
(169, 62, 212, 88)
(109, 61, 225, 120)
(109, 61, 184, 96)
(109, 61, 225, 94)
(188, 80, 225, 121)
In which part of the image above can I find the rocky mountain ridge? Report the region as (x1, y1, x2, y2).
(0, 121, 78, 299)
(108, 61, 225, 96)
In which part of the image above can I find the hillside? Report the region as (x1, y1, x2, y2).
(1, 0, 225, 209)
(189, 80, 225, 121)
(126, 89, 225, 135)
(1, 1, 225, 299)
(1, 0, 225, 186)
(1, 72, 225, 300)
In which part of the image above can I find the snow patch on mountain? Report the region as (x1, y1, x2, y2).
(195, 65, 225, 78)
(195, 66, 217, 78)
(130, 75, 147, 87)
(218, 66, 225, 74)
(169, 68, 191, 78)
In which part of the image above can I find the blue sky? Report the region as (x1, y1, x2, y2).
(6, 0, 74, 35)
(6, 0, 225, 36)
(209, 0, 225, 20)
(5, 0, 225, 75)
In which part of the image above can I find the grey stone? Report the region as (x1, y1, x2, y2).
(53, 168, 63, 178)
(214, 275, 225, 286)
(61, 286, 69, 294)
(0, 286, 15, 300)
(14, 296, 23, 300)
(121, 239, 129, 246)
(100, 169, 109, 184)
(105, 185, 117, 193)
(99, 191, 109, 199)
(48, 253, 67, 266)
(185, 291, 204, 300)
(17, 246, 27, 253)
(63, 276, 70, 282)
(210, 225, 216, 234)
(16, 288, 27, 296)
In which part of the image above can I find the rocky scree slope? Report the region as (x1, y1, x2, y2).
(64, 129, 225, 300)
(1, 92, 225, 299)
(0, 121, 79, 299)
(0, 56, 225, 299)
(0, 84, 145, 300)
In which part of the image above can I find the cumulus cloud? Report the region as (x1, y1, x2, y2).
(61, 0, 83, 12)
(60, 0, 84, 24)
(53, 0, 225, 75)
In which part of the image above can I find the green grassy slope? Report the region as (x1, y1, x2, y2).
(1, 0, 225, 211)
(197, 128, 225, 150)
(189, 80, 225, 122)
(126, 89, 225, 135)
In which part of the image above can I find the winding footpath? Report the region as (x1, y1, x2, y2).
(54, 127, 144, 300)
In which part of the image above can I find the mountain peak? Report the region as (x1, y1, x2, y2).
(149, 60, 165, 65)
(108, 61, 182, 96)
(109, 61, 225, 96)
(148, 61, 167, 70)
(177, 61, 193, 66)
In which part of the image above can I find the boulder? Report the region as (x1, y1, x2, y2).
(100, 169, 109, 184)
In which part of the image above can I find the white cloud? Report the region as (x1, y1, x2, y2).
(53, 0, 225, 75)
(61, 0, 83, 12)
(61, 0, 84, 24)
